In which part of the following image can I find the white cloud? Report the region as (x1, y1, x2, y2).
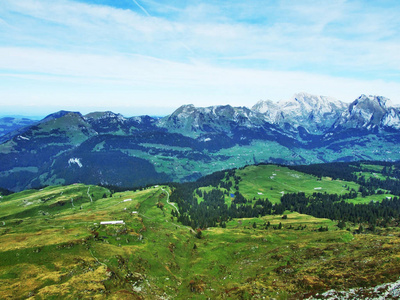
(0, 0, 399, 114)
(1, 46, 399, 110)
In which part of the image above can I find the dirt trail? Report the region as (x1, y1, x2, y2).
(162, 187, 179, 214)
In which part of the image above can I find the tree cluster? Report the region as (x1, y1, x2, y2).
(279, 192, 400, 227)
(170, 161, 400, 230)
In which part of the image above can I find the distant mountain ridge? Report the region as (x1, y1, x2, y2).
(0, 117, 37, 142)
(1, 92, 400, 191)
(158, 92, 400, 138)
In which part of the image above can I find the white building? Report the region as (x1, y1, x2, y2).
(100, 220, 125, 225)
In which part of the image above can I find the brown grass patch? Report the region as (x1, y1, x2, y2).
(0, 228, 87, 251)
(33, 265, 109, 299)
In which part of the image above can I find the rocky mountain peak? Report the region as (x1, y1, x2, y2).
(252, 99, 278, 114)
(291, 92, 345, 110)
(351, 95, 392, 111)
(333, 95, 398, 130)
(252, 93, 347, 134)
(157, 103, 266, 138)
(252, 100, 280, 124)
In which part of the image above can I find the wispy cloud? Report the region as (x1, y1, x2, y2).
(131, 0, 151, 17)
(1, 46, 399, 107)
(0, 0, 399, 115)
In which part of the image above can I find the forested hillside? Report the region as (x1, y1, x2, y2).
(171, 161, 400, 231)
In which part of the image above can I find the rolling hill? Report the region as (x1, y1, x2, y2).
(1, 162, 400, 299)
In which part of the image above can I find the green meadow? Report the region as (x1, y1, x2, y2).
(235, 164, 360, 204)
(1, 164, 400, 299)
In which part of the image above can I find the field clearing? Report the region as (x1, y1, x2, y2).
(236, 165, 359, 203)
(346, 193, 396, 204)
(360, 163, 385, 172)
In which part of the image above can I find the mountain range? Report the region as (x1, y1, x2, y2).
(1, 92, 400, 191)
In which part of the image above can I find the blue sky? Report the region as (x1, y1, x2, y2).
(0, 0, 399, 117)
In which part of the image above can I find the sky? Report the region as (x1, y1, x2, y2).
(0, 0, 399, 117)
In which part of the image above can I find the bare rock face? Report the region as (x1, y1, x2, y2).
(309, 278, 400, 299)
(253, 92, 347, 134)
(333, 94, 400, 131)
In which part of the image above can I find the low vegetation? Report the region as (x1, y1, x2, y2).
(1, 162, 400, 298)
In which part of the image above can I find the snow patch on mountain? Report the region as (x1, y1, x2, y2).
(18, 135, 30, 141)
(68, 158, 83, 168)
(201, 137, 212, 142)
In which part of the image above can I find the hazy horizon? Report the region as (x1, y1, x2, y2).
(0, 91, 396, 120)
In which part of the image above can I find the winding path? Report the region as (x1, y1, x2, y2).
(87, 186, 93, 202)
(89, 249, 108, 268)
(162, 187, 179, 214)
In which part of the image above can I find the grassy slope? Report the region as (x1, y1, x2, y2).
(235, 164, 396, 205)
(236, 165, 359, 204)
(1, 165, 400, 298)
